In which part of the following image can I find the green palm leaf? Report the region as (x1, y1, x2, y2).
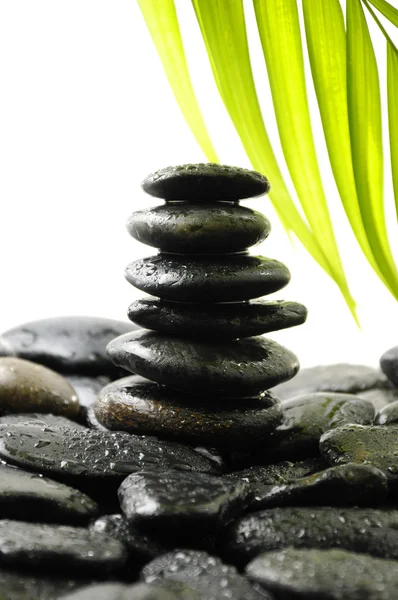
(368, 0, 398, 26)
(302, 0, 391, 292)
(347, 0, 398, 296)
(387, 42, 398, 220)
(136, 0, 218, 162)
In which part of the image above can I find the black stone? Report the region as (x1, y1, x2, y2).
(61, 582, 200, 599)
(0, 423, 217, 487)
(107, 331, 299, 398)
(0, 412, 88, 430)
(320, 424, 398, 491)
(0, 520, 127, 574)
(126, 204, 271, 254)
(0, 463, 99, 523)
(141, 163, 270, 201)
(221, 507, 398, 566)
(128, 298, 307, 339)
(246, 547, 398, 600)
(0, 568, 93, 600)
(118, 470, 251, 532)
(249, 463, 388, 510)
(90, 514, 169, 566)
(66, 375, 111, 409)
(0, 316, 136, 376)
(380, 346, 398, 386)
(272, 363, 389, 401)
(94, 375, 283, 449)
(125, 254, 290, 303)
(261, 392, 375, 460)
(375, 400, 398, 425)
(141, 550, 271, 600)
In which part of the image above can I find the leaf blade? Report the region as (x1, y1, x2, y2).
(137, 0, 218, 162)
(387, 42, 398, 220)
(367, 0, 398, 27)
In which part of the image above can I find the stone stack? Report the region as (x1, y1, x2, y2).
(95, 163, 307, 450)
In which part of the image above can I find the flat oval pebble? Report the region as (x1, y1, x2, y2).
(0, 316, 136, 376)
(0, 463, 98, 523)
(141, 549, 271, 600)
(141, 163, 270, 201)
(380, 346, 398, 386)
(118, 470, 251, 532)
(0, 423, 217, 484)
(62, 582, 200, 599)
(128, 298, 307, 339)
(272, 363, 389, 401)
(0, 357, 80, 417)
(375, 400, 398, 425)
(246, 547, 398, 600)
(125, 254, 290, 303)
(262, 392, 375, 460)
(0, 568, 93, 600)
(249, 463, 388, 510)
(126, 204, 271, 254)
(0, 520, 127, 573)
(0, 412, 88, 430)
(222, 506, 398, 566)
(94, 375, 283, 449)
(320, 424, 398, 491)
(107, 331, 299, 398)
(91, 514, 169, 567)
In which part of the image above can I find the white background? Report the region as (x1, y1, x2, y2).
(0, 0, 397, 368)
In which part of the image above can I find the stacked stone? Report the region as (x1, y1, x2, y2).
(95, 163, 307, 450)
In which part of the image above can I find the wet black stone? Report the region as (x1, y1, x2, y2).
(118, 470, 251, 533)
(67, 375, 111, 409)
(0, 316, 136, 376)
(246, 547, 398, 600)
(0, 520, 127, 574)
(107, 331, 299, 398)
(90, 514, 169, 567)
(272, 363, 389, 401)
(62, 581, 200, 599)
(141, 550, 271, 600)
(126, 204, 271, 254)
(375, 400, 398, 425)
(0, 463, 99, 523)
(249, 463, 388, 510)
(320, 424, 398, 491)
(94, 375, 283, 449)
(128, 299, 307, 340)
(221, 506, 398, 566)
(0, 423, 217, 487)
(0, 568, 93, 600)
(0, 412, 88, 430)
(258, 392, 375, 461)
(0, 357, 80, 418)
(380, 346, 398, 386)
(125, 254, 290, 303)
(141, 163, 270, 201)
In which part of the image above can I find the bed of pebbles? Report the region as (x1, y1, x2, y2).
(0, 164, 397, 599)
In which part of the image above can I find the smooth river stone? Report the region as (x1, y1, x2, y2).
(125, 254, 290, 303)
(118, 470, 251, 533)
(0, 463, 98, 523)
(0, 357, 80, 418)
(249, 463, 388, 510)
(0, 520, 126, 574)
(320, 424, 398, 491)
(62, 582, 199, 600)
(128, 298, 307, 339)
(0, 423, 216, 484)
(126, 204, 270, 254)
(141, 550, 270, 600)
(0, 569, 93, 600)
(272, 363, 389, 401)
(375, 400, 398, 425)
(94, 375, 283, 449)
(380, 346, 398, 386)
(0, 412, 88, 430)
(141, 163, 271, 201)
(221, 507, 398, 566)
(107, 331, 299, 398)
(0, 316, 136, 376)
(66, 375, 111, 409)
(246, 547, 398, 600)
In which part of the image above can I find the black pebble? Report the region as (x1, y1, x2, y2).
(62, 581, 200, 599)
(380, 346, 398, 386)
(141, 163, 270, 201)
(125, 254, 290, 303)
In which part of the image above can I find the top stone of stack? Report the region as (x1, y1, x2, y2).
(141, 163, 271, 201)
